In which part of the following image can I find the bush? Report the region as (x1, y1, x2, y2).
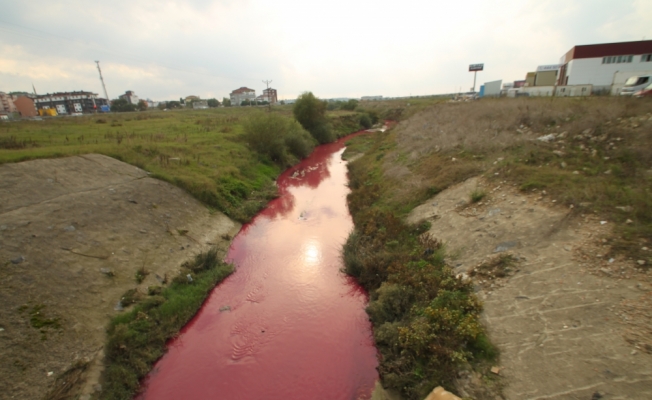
(243, 112, 316, 165)
(293, 92, 335, 144)
(359, 114, 372, 129)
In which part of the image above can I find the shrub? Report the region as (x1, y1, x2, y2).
(359, 114, 372, 129)
(293, 92, 335, 144)
(243, 112, 316, 165)
(470, 189, 486, 203)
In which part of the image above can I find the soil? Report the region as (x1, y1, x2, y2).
(408, 177, 652, 400)
(0, 154, 240, 399)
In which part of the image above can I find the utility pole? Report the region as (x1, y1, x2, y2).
(95, 61, 110, 109)
(262, 80, 272, 111)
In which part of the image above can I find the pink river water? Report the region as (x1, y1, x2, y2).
(138, 133, 379, 399)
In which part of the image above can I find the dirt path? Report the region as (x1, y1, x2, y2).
(408, 177, 652, 400)
(0, 154, 240, 399)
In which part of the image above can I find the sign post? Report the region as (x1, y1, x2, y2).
(469, 63, 484, 93)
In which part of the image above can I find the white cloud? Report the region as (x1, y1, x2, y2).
(0, 0, 649, 100)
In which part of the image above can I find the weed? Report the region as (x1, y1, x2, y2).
(101, 248, 233, 400)
(135, 266, 149, 284)
(28, 304, 61, 330)
(44, 360, 89, 400)
(470, 189, 486, 203)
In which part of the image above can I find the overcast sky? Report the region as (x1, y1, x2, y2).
(0, 0, 649, 101)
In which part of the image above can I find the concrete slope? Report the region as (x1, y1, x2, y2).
(0, 154, 240, 399)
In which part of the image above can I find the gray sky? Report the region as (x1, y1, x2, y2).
(0, 0, 649, 101)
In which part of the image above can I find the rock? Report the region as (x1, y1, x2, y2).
(573, 171, 580, 175)
(616, 206, 633, 212)
(564, 246, 571, 251)
(186, 273, 193, 283)
(600, 221, 607, 225)
(424, 386, 462, 400)
(10, 255, 25, 264)
(490, 366, 501, 374)
(100, 268, 114, 276)
(494, 241, 518, 253)
(637, 260, 646, 266)
(560, 162, 567, 168)
(114, 301, 123, 311)
(537, 134, 556, 142)
(64, 225, 76, 232)
(626, 219, 633, 224)
(219, 305, 231, 312)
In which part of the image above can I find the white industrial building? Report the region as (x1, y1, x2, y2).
(557, 40, 652, 93)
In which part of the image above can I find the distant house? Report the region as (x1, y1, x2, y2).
(13, 96, 38, 117)
(230, 87, 256, 106)
(185, 95, 200, 103)
(0, 92, 17, 113)
(261, 88, 278, 104)
(119, 91, 139, 105)
(34, 91, 109, 115)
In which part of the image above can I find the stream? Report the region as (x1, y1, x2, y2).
(138, 132, 379, 399)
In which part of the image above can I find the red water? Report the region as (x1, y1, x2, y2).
(138, 134, 379, 399)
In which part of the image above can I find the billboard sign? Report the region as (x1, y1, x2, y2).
(469, 63, 484, 72)
(536, 64, 562, 72)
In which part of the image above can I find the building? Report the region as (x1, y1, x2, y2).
(557, 40, 652, 93)
(230, 87, 255, 106)
(13, 96, 38, 117)
(262, 88, 278, 104)
(119, 90, 139, 105)
(483, 80, 502, 97)
(0, 92, 17, 113)
(34, 91, 109, 115)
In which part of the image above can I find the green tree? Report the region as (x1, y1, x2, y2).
(110, 99, 137, 112)
(137, 100, 148, 111)
(207, 98, 220, 108)
(342, 99, 359, 111)
(167, 101, 182, 109)
(222, 97, 232, 107)
(293, 92, 334, 144)
(243, 112, 316, 165)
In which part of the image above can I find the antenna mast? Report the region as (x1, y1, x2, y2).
(95, 61, 110, 104)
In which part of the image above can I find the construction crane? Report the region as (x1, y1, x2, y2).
(95, 61, 110, 111)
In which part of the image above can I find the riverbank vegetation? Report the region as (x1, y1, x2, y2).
(343, 96, 652, 398)
(100, 248, 233, 400)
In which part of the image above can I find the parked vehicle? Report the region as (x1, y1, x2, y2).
(634, 82, 652, 98)
(620, 75, 651, 95)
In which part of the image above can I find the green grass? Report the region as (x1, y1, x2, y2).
(470, 189, 487, 203)
(101, 248, 233, 400)
(1, 106, 371, 222)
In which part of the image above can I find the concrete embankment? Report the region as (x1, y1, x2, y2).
(0, 154, 239, 399)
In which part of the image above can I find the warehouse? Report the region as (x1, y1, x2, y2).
(557, 40, 652, 94)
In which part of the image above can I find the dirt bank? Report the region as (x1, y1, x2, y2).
(0, 154, 240, 399)
(408, 177, 652, 399)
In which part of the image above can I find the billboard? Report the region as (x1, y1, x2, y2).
(536, 64, 562, 72)
(469, 63, 484, 71)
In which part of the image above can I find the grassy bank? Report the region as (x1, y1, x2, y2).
(100, 248, 233, 400)
(0, 105, 372, 222)
(342, 96, 652, 398)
